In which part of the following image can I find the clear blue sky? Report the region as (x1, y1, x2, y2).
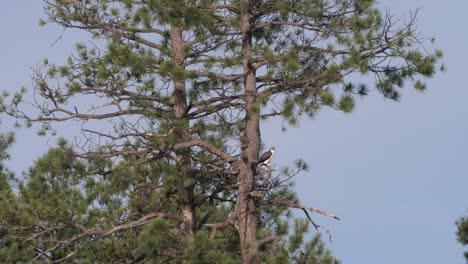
(0, 1, 466, 263)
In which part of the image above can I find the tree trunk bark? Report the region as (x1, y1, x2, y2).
(239, 0, 260, 263)
(171, 25, 195, 241)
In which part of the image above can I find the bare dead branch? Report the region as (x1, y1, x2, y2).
(258, 199, 340, 220)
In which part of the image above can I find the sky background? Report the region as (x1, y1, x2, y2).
(0, 1, 466, 263)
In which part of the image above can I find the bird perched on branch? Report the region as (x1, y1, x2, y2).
(258, 147, 275, 167)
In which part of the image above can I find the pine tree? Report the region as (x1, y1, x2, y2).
(456, 215, 468, 262)
(1, 0, 441, 262)
(1, 140, 338, 263)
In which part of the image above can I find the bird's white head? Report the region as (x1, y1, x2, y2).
(270, 147, 275, 153)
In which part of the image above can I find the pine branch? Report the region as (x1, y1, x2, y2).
(204, 215, 238, 240)
(188, 70, 244, 82)
(6, 212, 184, 262)
(258, 199, 340, 220)
(257, 235, 279, 247)
(173, 129, 237, 163)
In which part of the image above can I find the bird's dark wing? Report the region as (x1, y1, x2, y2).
(258, 151, 271, 163)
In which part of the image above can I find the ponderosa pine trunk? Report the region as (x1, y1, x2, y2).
(238, 0, 261, 262)
(171, 25, 195, 241)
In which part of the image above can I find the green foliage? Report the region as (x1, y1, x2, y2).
(338, 95, 355, 113)
(267, 222, 341, 264)
(183, 231, 240, 263)
(456, 215, 468, 261)
(137, 219, 185, 261)
(320, 91, 335, 106)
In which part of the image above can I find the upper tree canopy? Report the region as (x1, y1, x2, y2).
(5, 0, 441, 137)
(0, 0, 441, 263)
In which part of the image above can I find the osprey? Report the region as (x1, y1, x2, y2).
(258, 147, 275, 166)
